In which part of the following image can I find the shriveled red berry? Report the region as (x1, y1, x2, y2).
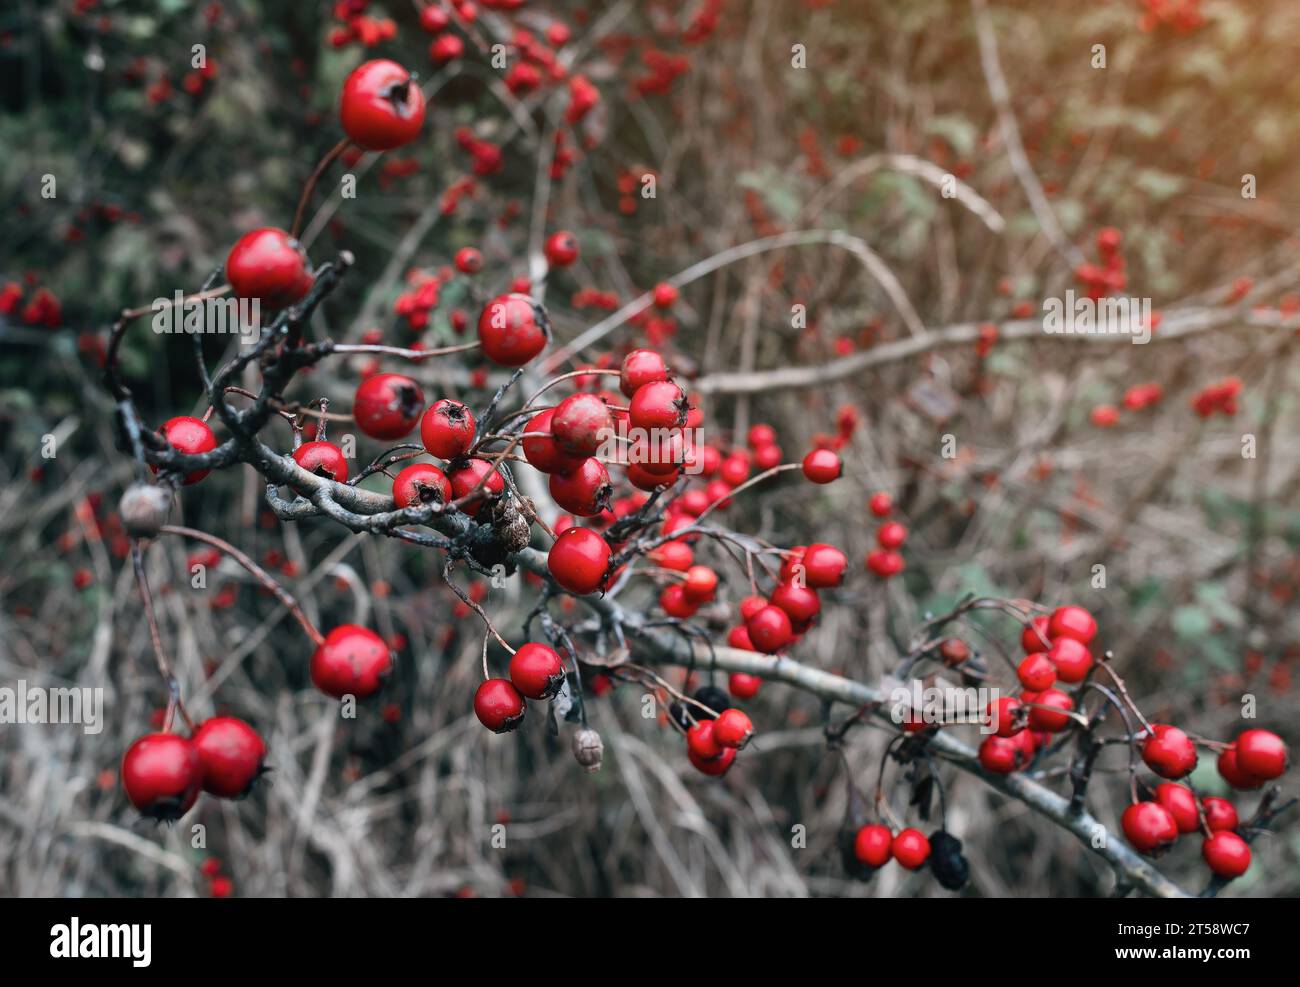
(339, 59, 425, 151)
(311, 624, 392, 699)
(392, 462, 451, 508)
(478, 293, 548, 366)
(891, 828, 931, 870)
(1202, 831, 1250, 878)
(1122, 801, 1179, 855)
(191, 717, 267, 799)
(508, 642, 565, 700)
(801, 448, 841, 484)
(122, 733, 203, 821)
(853, 824, 893, 867)
(225, 228, 313, 309)
(474, 678, 526, 733)
(353, 373, 424, 440)
(156, 416, 217, 485)
(547, 527, 611, 595)
(420, 398, 476, 460)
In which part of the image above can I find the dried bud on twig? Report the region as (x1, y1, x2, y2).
(572, 728, 604, 772)
(119, 483, 172, 538)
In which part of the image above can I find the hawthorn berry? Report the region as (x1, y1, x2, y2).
(876, 521, 907, 550)
(938, 637, 970, 667)
(547, 527, 611, 595)
(978, 735, 1027, 774)
(746, 604, 793, 654)
(1202, 831, 1251, 879)
(853, 824, 894, 868)
(688, 743, 736, 776)
(1017, 652, 1057, 691)
(891, 828, 931, 870)
(682, 565, 718, 604)
(1217, 746, 1266, 790)
(225, 228, 313, 309)
(727, 626, 755, 651)
(191, 716, 267, 799)
(652, 282, 679, 308)
(454, 246, 482, 274)
(1121, 801, 1179, 855)
(1233, 728, 1288, 780)
(868, 491, 893, 517)
(801, 448, 842, 484)
(156, 416, 217, 485)
(1026, 688, 1073, 732)
(801, 543, 848, 587)
(769, 581, 820, 625)
(477, 293, 548, 366)
(430, 33, 464, 64)
(1047, 636, 1093, 684)
(1202, 796, 1239, 833)
(629, 380, 689, 432)
(311, 624, 392, 699)
(713, 709, 753, 749)
(1155, 783, 1201, 834)
(548, 457, 613, 517)
(446, 457, 505, 515)
(474, 678, 527, 733)
(1020, 615, 1051, 653)
(121, 733, 204, 821)
(865, 548, 905, 578)
(752, 443, 782, 470)
(292, 440, 349, 485)
(551, 393, 613, 457)
(391, 462, 451, 508)
(419, 4, 451, 32)
(686, 719, 723, 761)
(521, 409, 582, 474)
(1048, 604, 1097, 645)
(719, 453, 750, 488)
(1142, 724, 1198, 779)
(339, 59, 426, 151)
(508, 642, 566, 700)
(421, 398, 476, 459)
(728, 672, 761, 699)
(985, 697, 1023, 738)
(619, 348, 671, 398)
(659, 583, 699, 619)
(543, 230, 579, 267)
(353, 373, 425, 440)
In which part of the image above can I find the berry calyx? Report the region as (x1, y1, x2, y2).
(1121, 801, 1179, 855)
(191, 716, 267, 799)
(801, 448, 842, 484)
(122, 733, 204, 821)
(891, 828, 931, 869)
(392, 462, 451, 508)
(310, 624, 392, 699)
(353, 373, 425, 440)
(547, 527, 612, 595)
(853, 824, 893, 867)
(474, 678, 527, 733)
(339, 59, 426, 151)
(1202, 831, 1251, 879)
(508, 642, 566, 700)
(225, 228, 313, 309)
(477, 293, 548, 366)
(420, 398, 476, 460)
(156, 416, 218, 485)
(713, 708, 753, 749)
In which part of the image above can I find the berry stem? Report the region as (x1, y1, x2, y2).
(291, 137, 352, 240)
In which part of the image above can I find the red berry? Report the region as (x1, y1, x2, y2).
(727, 626, 755, 651)
(551, 393, 613, 457)
(430, 32, 464, 64)
(1202, 831, 1250, 878)
(687, 719, 722, 761)
(719, 454, 750, 488)
(311, 624, 392, 699)
(747, 424, 777, 448)
(522, 409, 582, 474)
(769, 581, 820, 625)
(1122, 801, 1179, 855)
(420, 398, 476, 459)
(876, 521, 907, 550)
(891, 828, 931, 869)
(392, 462, 451, 508)
(547, 527, 611, 595)
(659, 583, 699, 618)
(191, 717, 267, 799)
(353, 373, 425, 440)
(1217, 746, 1266, 790)
(543, 230, 579, 267)
(474, 678, 527, 733)
(868, 491, 892, 517)
(339, 59, 425, 151)
(728, 672, 761, 699)
(652, 282, 678, 308)
(853, 824, 893, 867)
(292, 440, 349, 485)
(682, 565, 718, 604)
(985, 696, 1024, 738)
(939, 637, 970, 666)
(746, 604, 793, 654)
(629, 380, 689, 431)
(1026, 688, 1073, 732)
(801, 543, 847, 587)
(454, 246, 482, 274)
(1234, 728, 1288, 780)
(688, 742, 736, 776)
(978, 735, 1027, 774)
(713, 708, 753, 749)
(801, 448, 842, 484)
(1047, 636, 1093, 683)
(1020, 615, 1051, 653)
(619, 348, 671, 398)
(752, 443, 782, 470)
(508, 642, 566, 700)
(1142, 724, 1198, 779)
(1017, 652, 1057, 691)
(156, 416, 217, 485)
(1155, 783, 1200, 834)
(225, 228, 313, 309)
(865, 548, 905, 578)
(739, 595, 767, 621)
(1048, 604, 1097, 645)
(121, 733, 204, 820)
(419, 5, 451, 32)
(446, 457, 505, 515)
(1202, 796, 1239, 833)
(478, 293, 548, 366)
(548, 457, 612, 517)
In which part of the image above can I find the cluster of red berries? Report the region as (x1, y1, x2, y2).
(1075, 227, 1127, 300)
(1190, 375, 1242, 418)
(684, 707, 753, 776)
(0, 281, 63, 327)
(1137, 0, 1206, 34)
(121, 717, 266, 821)
(327, 0, 396, 50)
(864, 491, 906, 578)
(474, 643, 567, 733)
(851, 824, 933, 872)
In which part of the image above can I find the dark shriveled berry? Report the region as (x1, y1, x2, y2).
(928, 830, 970, 891)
